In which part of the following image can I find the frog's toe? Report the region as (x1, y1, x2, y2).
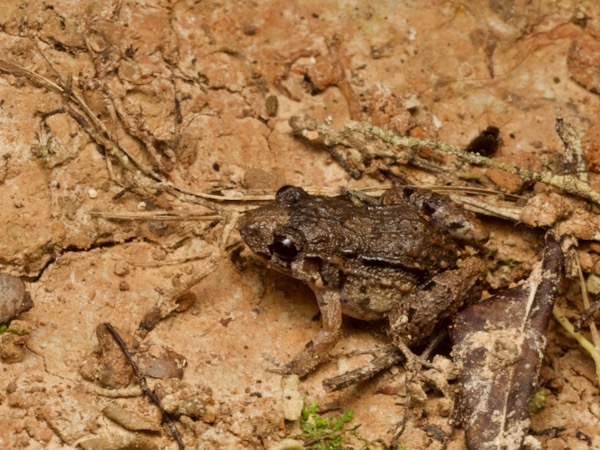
(264, 355, 295, 375)
(393, 336, 439, 371)
(266, 363, 294, 375)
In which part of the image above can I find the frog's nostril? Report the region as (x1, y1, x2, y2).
(422, 198, 443, 216)
(446, 221, 465, 231)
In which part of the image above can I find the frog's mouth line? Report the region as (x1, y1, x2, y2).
(253, 251, 294, 273)
(251, 249, 324, 286)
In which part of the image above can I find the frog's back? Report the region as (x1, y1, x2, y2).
(354, 201, 458, 270)
(289, 195, 459, 273)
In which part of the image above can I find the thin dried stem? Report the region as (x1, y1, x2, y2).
(553, 304, 600, 387)
(103, 323, 185, 449)
(345, 120, 600, 205)
(573, 253, 600, 351)
(555, 118, 589, 184)
(0, 57, 256, 212)
(88, 211, 222, 221)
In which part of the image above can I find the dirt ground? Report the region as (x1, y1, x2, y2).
(1, 1, 600, 449)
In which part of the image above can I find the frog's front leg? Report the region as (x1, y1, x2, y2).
(387, 257, 486, 352)
(276, 288, 344, 378)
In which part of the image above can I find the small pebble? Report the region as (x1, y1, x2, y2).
(0, 333, 28, 363)
(87, 188, 98, 199)
(0, 274, 33, 324)
(281, 375, 303, 421)
(578, 251, 593, 272)
(266, 95, 278, 117)
(102, 402, 161, 432)
(587, 274, 600, 295)
(113, 261, 129, 276)
(594, 259, 600, 277)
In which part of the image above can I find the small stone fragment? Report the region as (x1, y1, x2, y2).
(587, 273, 600, 294)
(139, 347, 186, 379)
(281, 375, 303, 421)
(270, 439, 305, 450)
(242, 24, 258, 35)
(79, 436, 159, 450)
(102, 402, 161, 431)
(175, 292, 196, 312)
(266, 94, 278, 117)
(594, 260, 600, 277)
(242, 167, 286, 190)
(568, 35, 600, 94)
(113, 261, 129, 276)
(520, 192, 565, 228)
(80, 324, 138, 388)
(155, 379, 213, 419)
(0, 333, 28, 363)
(0, 273, 34, 324)
(486, 167, 524, 193)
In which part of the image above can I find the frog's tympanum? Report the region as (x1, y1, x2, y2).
(239, 185, 488, 377)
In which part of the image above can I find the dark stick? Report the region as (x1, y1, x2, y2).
(574, 292, 600, 332)
(322, 344, 403, 392)
(103, 323, 185, 450)
(322, 329, 448, 392)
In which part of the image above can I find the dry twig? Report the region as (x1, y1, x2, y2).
(103, 323, 185, 450)
(290, 115, 600, 206)
(347, 119, 600, 205)
(552, 246, 600, 387)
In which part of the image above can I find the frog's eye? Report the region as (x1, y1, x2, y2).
(275, 185, 308, 206)
(269, 235, 300, 261)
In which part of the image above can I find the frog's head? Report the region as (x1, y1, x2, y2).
(239, 186, 320, 283)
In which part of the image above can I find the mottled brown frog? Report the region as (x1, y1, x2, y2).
(239, 185, 488, 377)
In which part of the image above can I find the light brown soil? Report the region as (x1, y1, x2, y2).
(0, 1, 599, 449)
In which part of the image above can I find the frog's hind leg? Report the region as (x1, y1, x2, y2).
(405, 189, 489, 247)
(387, 257, 486, 367)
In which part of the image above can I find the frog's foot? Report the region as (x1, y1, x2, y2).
(271, 335, 340, 378)
(264, 352, 325, 378)
(263, 329, 342, 378)
(267, 352, 324, 378)
(265, 357, 295, 375)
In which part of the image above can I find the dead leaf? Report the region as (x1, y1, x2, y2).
(449, 234, 563, 450)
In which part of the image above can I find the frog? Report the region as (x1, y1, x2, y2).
(238, 185, 488, 378)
